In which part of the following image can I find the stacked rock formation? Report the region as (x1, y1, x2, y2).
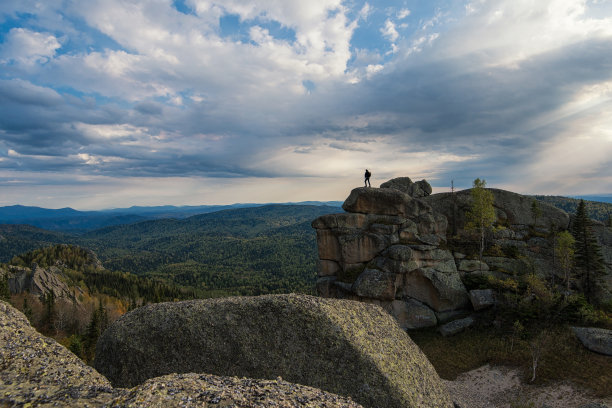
(312, 177, 612, 329)
(94, 294, 453, 408)
(312, 178, 470, 330)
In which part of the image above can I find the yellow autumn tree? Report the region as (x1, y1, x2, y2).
(465, 178, 496, 266)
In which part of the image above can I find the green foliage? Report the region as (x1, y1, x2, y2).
(530, 200, 542, 227)
(502, 245, 520, 259)
(7, 244, 190, 304)
(68, 334, 84, 359)
(83, 301, 109, 363)
(465, 178, 496, 263)
(39, 291, 56, 334)
(1, 205, 338, 297)
(555, 230, 575, 291)
(0, 273, 10, 301)
(571, 200, 606, 302)
(22, 297, 33, 322)
(533, 195, 612, 223)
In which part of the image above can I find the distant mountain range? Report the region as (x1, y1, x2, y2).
(0, 201, 343, 232)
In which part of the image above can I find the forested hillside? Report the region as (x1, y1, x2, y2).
(1, 205, 340, 297)
(534, 195, 611, 223)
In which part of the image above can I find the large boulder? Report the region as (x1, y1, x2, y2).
(95, 294, 454, 408)
(343, 187, 431, 217)
(380, 177, 432, 198)
(401, 268, 470, 312)
(390, 299, 437, 329)
(572, 327, 612, 356)
(0, 301, 365, 408)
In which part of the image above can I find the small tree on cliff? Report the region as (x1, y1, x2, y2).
(465, 178, 496, 266)
(555, 230, 575, 292)
(531, 200, 542, 229)
(571, 200, 605, 302)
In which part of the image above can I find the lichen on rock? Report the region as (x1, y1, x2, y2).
(94, 294, 454, 408)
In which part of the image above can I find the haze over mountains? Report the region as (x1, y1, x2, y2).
(0, 201, 343, 233)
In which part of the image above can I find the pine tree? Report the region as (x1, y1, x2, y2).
(0, 274, 10, 301)
(531, 200, 542, 229)
(40, 291, 56, 334)
(22, 297, 34, 322)
(465, 178, 496, 267)
(83, 300, 109, 363)
(571, 200, 605, 302)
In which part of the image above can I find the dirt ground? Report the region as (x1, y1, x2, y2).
(445, 364, 612, 408)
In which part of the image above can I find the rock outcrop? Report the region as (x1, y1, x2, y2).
(94, 294, 454, 408)
(0, 299, 366, 407)
(3, 263, 76, 299)
(313, 186, 469, 328)
(423, 188, 570, 232)
(380, 177, 432, 198)
(313, 178, 612, 329)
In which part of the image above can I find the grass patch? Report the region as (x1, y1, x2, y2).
(410, 325, 612, 397)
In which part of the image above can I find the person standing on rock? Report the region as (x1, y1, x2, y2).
(364, 169, 371, 187)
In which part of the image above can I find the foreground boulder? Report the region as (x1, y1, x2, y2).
(112, 373, 364, 407)
(0, 300, 116, 406)
(0, 300, 365, 407)
(95, 294, 454, 408)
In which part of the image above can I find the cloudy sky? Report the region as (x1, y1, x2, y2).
(1, 0, 611, 209)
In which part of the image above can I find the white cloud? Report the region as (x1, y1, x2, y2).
(0, 28, 61, 65)
(381, 19, 399, 42)
(398, 8, 411, 19)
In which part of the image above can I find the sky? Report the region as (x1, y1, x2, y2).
(1, 0, 611, 210)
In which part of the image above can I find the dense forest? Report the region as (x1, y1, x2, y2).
(1, 244, 194, 362)
(0, 205, 340, 297)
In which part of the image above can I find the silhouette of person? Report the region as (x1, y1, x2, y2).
(364, 169, 371, 187)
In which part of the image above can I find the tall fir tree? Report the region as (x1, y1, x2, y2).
(571, 200, 605, 302)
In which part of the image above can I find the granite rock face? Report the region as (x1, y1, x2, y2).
(380, 177, 432, 198)
(314, 179, 612, 326)
(0, 300, 116, 407)
(313, 183, 469, 323)
(0, 299, 393, 408)
(423, 188, 570, 231)
(111, 373, 364, 408)
(95, 294, 454, 408)
(3, 263, 75, 299)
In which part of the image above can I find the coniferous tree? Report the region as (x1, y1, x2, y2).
(531, 200, 542, 229)
(0, 274, 10, 301)
(22, 297, 34, 322)
(571, 200, 605, 302)
(83, 300, 109, 363)
(40, 291, 56, 334)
